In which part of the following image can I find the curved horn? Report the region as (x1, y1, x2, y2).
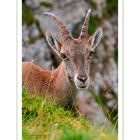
(80, 9, 91, 39)
(45, 12, 72, 42)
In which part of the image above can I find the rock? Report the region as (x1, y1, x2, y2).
(76, 91, 111, 127)
(22, 39, 52, 69)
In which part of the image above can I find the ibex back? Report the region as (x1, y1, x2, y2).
(22, 9, 103, 106)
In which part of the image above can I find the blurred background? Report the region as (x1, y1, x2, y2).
(22, 0, 118, 126)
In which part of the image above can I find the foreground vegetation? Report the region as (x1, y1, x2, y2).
(22, 89, 117, 140)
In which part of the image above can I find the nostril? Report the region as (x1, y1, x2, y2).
(77, 76, 88, 83)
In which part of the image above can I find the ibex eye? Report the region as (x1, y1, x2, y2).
(89, 51, 94, 57)
(60, 53, 67, 60)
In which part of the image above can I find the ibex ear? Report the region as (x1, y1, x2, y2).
(46, 32, 62, 56)
(88, 27, 103, 50)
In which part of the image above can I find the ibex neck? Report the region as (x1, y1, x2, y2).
(51, 61, 76, 106)
(53, 61, 70, 88)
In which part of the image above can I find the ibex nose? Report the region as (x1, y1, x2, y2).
(77, 75, 88, 83)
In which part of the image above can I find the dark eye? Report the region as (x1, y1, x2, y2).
(89, 51, 94, 57)
(60, 53, 67, 60)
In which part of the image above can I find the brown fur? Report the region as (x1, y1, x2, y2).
(22, 62, 76, 105)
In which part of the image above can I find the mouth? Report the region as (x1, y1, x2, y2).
(74, 75, 90, 90)
(76, 85, 88, 89)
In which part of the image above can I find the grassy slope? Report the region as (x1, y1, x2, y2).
(22, 89, 117, 140)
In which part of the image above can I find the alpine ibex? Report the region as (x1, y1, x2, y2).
(22, 9, 103, 107)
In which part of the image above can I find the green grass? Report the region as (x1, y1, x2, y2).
(40, 1, 53, 8)
(88, 16, 98, 35)
(103, 0, 118, 18)
(22, 89, 118, 140)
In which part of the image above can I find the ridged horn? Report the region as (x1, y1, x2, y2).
(45, 12, 72, 42)
(80, 9, 91, 39)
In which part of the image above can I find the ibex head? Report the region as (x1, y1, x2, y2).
(45, 9, 103, 90)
